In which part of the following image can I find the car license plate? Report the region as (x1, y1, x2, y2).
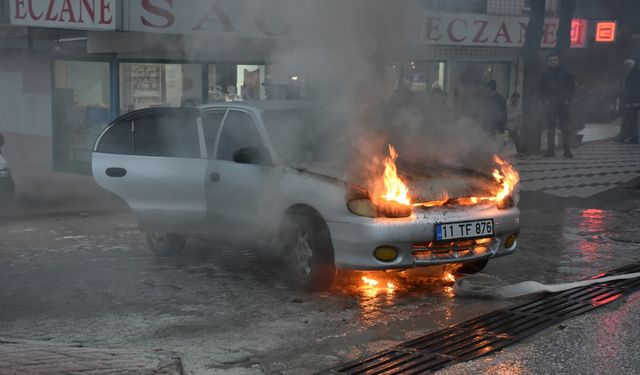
(435, 219, 494, 241)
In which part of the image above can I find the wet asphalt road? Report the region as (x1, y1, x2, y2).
(1, 189, 640, 374)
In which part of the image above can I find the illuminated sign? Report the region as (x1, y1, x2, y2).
(570, 19, 587, 48)
(596, 21, 617, 43)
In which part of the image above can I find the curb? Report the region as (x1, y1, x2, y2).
(0, 338, 184, 374)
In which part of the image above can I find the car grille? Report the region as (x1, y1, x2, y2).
(412, 237, 495, 263)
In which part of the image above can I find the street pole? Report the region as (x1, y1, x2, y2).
(521, 0, 546, 155)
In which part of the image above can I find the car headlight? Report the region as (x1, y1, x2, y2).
(347, 198, 413, 218)
(347, 199, 377, 218)
(496, 195, 514, 209)
(347, 186, 413, 218)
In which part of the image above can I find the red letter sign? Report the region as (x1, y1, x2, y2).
(595, 21, 616, 43)
(570, 19, 587, 48)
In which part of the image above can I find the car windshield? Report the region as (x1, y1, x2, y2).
(262, 108, 342, 166)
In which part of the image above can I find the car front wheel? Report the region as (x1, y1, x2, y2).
(281, 209, 336, 292)
(145, 233, 186, 257)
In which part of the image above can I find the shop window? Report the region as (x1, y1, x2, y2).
(237, 65, 266, 100)
(207, 64, 267, 103)
(385, 61, 447, 96)
(453, 61, 511, 117)
(52, 60, 111, 174)
(120, 63, 203, 114)
(217, 111, 263, 161)
(132, 111, 200, 158)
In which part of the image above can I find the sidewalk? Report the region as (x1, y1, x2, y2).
(0, 338, 183, 374)
(0, 193, 129, 221)
(517, 122, 640, 198)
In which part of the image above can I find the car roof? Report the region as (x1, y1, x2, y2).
(199, 100, 316, 112)
(109, 101, 317, 125)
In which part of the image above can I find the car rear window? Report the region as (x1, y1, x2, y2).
(133, 112, 199, 158)
(95, 120, 133, 154)
(96, 110, 200, 158)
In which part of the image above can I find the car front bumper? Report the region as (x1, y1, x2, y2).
(327, 204, 520, 270)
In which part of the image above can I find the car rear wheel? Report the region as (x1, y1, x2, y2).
(456, 258, 489, 275)
(281, 209, 336, 292)
(145, 233, 186, 257)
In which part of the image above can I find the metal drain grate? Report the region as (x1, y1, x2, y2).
(321, 263, 640, 375)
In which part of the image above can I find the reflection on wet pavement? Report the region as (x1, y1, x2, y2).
(329, 267, 459, 326)
(577, 209, 609, 263)
(557, 208, 636, 279)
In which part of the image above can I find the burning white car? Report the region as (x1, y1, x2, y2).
(92, 102, 520, 291)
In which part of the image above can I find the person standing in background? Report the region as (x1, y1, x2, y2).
(506, 93, 523, 153)
(539, 51, 575, 158)
(483, 80, 507, 134)
(616, 59, 640, 144)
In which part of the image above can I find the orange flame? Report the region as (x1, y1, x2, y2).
(360, 275, 396, 291)
(492, 155, 520, 203)
(379, 145, 411, 206)
(443, 272, 456, 283)
(362, 276, 379, 286)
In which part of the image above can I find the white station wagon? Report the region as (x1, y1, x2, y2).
(92, 101, 520, 291)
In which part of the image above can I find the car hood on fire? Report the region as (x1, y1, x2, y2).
(292, 160, 496, 202)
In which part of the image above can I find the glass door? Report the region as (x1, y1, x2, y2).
(52, 60, 111, 174)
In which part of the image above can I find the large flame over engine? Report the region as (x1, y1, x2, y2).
(370, 145, 519, 212)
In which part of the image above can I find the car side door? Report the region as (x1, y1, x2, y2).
(93, 108, 209, 235)
(205, 109, 273, 237)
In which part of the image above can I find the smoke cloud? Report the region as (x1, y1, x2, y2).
(261, 0, 501, 188)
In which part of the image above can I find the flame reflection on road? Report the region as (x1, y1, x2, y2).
(330, 266, 459, 325)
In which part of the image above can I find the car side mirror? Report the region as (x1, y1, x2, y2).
(232, 147, 263, 165)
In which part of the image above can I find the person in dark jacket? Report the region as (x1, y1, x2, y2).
(616, 59, 640, 144)
(539, 52, 575, 158)
(483, 80, 507, 134)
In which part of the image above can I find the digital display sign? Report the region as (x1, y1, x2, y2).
(595, 21, 617, 43)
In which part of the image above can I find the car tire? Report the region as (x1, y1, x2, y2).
(456, 259, 489, 275)
(281, 208, 336, 292)
(145, 233, 186, 257)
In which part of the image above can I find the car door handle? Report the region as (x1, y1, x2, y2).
(209, 172, 221, 182)
(105, 167, 127, 178)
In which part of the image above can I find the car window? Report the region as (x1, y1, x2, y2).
(133, 111, 200, 158)
(202, 110, 226, 158)
(217, 110, 265, 162)
(95, 119, 133, 154)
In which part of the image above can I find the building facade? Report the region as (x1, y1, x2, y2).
(0, 0, 592, 202)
